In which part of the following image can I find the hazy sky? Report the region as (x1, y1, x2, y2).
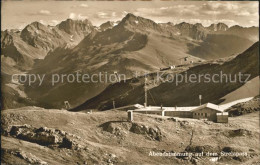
(1, 1, 259, 30)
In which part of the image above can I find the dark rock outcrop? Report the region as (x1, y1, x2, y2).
(8, 125, 80, 149)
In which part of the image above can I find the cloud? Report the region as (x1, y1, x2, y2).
(249, 20, 259, 26)
(69, 13, 88, 20)
(71, 3, 88, 8)
(122, 11, 128, 17)
(200, 2, 258, 17)
(174, 18, 238, 27)
(49, 20, 60, 26)
(133, 2, 257, 21)
(134, 5, 199, 18)
(214, 19, 238, 26)
(97, 12, 109, 19)
(96, 12, 117, 19)
(38, 10, 51, 15)
(134, 8, 163, 17)
(26, 9, 53, 16)
(78, 14, 88, 20)
(38, 19, 60, 26)
(112, 12, 116, 17)
(39, 20, 46, 25)
(236, 11, 251, 16)
(177, 19, 212, 27)
(128, 3, 248, 27)
(160, 7, 169, 10)
(130, 2, 258, 27)
(201, 10, 222, 15)
(69, 13, 76, 19)
(79, 3, 88, 8)
(18, 23, 27, 30)
(3, 1, 258, 30)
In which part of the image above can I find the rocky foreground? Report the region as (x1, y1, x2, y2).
(1, 107, 260, 164)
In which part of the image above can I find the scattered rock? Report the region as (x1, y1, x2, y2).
(167, 118, 177, 122)
(109, 153, 116, 158)
(8, 125, 81, 150)
(191, 157, 198, 164)
(16, 151, 48, 165)
(101, 121, 164, 141)
(227, 129, 252, 137)
(185, 145, 219, 153)
(222, 146, 241, 153)
(155, 118, 164, 122)
(249, 148, 255, 152)
(130, 123, 163, 141)
(101, 122, 131, 137)
(204, 121, 213, 125)
(10, 125, 63, 146)
(179, 121, 189, 127)
(3, 149, 48, 165)
(60, 137, 73, 149)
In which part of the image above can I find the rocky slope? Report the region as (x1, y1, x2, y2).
(1, 19, 95, 109)
(23, 14, 203, 109)
(2, 19, 94, 69)
(21, 22, 67, 53)
(56, 19, 94, 44)
(208, 23, 229, 32)
(1, 30, 44, 70)
(99, 21, 119, 31)
(1, 107, 260, 164)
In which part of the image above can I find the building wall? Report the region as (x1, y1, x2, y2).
(216, 113, 228, 123)
(131, 107, 228, 123)
(135, 110, 193, 118)
(164, 111, 193, 118)
(135, 111, 163, 116)
(192, 108, 218, 121)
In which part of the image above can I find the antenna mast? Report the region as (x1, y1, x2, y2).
(144, 77, 147, 108)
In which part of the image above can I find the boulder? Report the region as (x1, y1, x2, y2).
(130, 123, 163, 141)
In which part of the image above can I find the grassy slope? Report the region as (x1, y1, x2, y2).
(24, 31, 202, 109)
(219, 76, 259, 104)
(73, 42, 259, 111)
(151, 41, 259, 106)
(225, 96, 260, 117)
(188, 34, 254, 59)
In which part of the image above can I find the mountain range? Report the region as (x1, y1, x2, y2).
(73, 41, 259, 111)
(1, 13, 259, 109)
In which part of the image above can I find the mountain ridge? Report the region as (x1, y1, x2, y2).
(1, 13, 259, 109)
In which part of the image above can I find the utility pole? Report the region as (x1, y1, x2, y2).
(113, 100, 115, 109)
(199, 95, 202, 106)
(144, 77, 147, 108)
(64, 101, 71, 110)
(114, 71, 120, 82)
